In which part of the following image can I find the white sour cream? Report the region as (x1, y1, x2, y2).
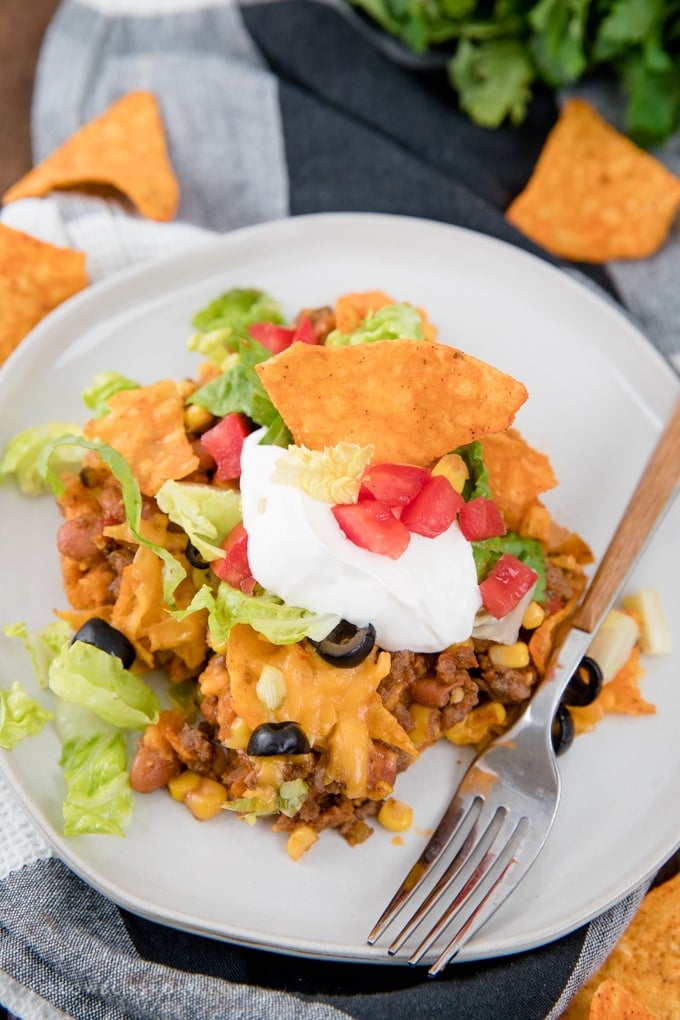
(240, 432, 482, 653)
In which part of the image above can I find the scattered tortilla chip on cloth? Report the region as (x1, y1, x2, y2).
(84, 380, 199, 496)
(588, 979, 659, 1018)
(3, 91, 179, 222)
(561, 871, 680, 1019)
(0, 222, 88, 366)
(506, 99, 680, 263)
(256, 339, 527, 465)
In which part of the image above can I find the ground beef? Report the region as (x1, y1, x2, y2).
(475, 642, 538, 703)
(544, 561, 578, 614)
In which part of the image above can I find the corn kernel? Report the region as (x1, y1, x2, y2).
(378, 798, 414, 833)
(183, 403, 214, 434)
(408, 703, 437, 749)
(488, 641, 530, 669)
(444, 701, 506, 746)
(222, 716, 252, 750)
(184, 778, 227, 820)
(431, 453, 469, 493)
(168, 770, 202, 802)
(286, 825, 319, 861)
(522, 601, 545, 630)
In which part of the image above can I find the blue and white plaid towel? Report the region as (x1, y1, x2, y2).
(1, 1, 678, 1018)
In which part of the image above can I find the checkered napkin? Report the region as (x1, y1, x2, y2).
(1, 2, 678, 1018)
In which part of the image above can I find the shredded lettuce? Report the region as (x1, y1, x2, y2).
(223, 779, 309, 822)
(188, 333, 280, 424)
(38, 434, 186, 605)
(175, 583, 339, 647)
(0, 422, 85, 495)
(325, 303, 425, 347)
(188, 288, 285, 367)
(0, 683, 53, 750)
(48, 642, 160, 730)
(277, 778, 309, 818)
(155, 480, 242, 562)
(57, 704, 133, 837)
(81, 371, 140, 418)
(273, 442, 374, 503)
(454, 440, 492, 501)
(3, 620, 72, 688)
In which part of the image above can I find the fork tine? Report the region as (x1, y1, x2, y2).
(387, 801, 506, 956)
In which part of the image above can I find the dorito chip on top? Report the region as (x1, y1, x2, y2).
(0, 223, 88, 366)
(3, 91, 179, 222)
(256, 340, 527, 466)
(506, 99, 680, 263)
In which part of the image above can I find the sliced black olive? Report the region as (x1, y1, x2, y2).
(310, 620, 376, 668)
(71, 617, 136, 670)
(562, 656, 603, 707)
(551, 703, 575, 757)
(185, 542, 209, 569)
(246, 721, 310, 757)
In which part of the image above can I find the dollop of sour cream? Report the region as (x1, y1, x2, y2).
(240, 432, 482, 653)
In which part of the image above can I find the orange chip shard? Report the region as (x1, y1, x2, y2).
(0, 222, 88, 365)
(3, 91, 179, 222)
(84, 380, 199, 496)
(588, 979, 659, 1019)
(256, 339, 528, 465)
(506, 99, 680, 263)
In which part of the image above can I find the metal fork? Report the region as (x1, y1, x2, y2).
(369, 397, 680, 975)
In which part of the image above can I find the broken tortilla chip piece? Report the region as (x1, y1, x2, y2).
(256, 339, 527, 466)
(506, 99, 680, 263)
(84, 380, 199, 496)
(3, 91, 179, 222)
(588, 979, 659, 1019)
(0, 222, 88, 365)
(480, 429, 557, 528)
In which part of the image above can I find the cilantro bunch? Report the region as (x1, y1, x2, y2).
(349, 0, 680, 146)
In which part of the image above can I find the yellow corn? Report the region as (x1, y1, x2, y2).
(431, 453, 469, 493)
(222, 716, 252, 750)
(488, 641, 530, 669)
(168, 770, 202, 802)
(378, 798, 414, 833)
(522, 601, 545, 630)
(444, 701, 507, 746)
(183, 403, 214, 434)
(408, 703, 437, 749)
(184, 778, 228, 820)
(286, 826, 319, 861)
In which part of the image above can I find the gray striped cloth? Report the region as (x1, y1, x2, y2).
(0, 2, 677, 1018)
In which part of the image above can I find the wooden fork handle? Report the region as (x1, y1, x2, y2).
(572, 397, 680, 634)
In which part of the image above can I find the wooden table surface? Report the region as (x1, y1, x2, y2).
(0, 0, 61, 195)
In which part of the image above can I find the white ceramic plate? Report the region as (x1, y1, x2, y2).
(1, 213, 678, 965)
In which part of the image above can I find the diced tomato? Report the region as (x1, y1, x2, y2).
(400, 475, 464, 538)
(292, 315, 319, 345)
(248, 322, 296, 355)
(479, 553, 538, 619)
(458, 497, 507, 541)
(199, 412, 251, 480)
(211, 522, 256, 594)
(332, 501, 410, 559)
(359, 463, 430, 507)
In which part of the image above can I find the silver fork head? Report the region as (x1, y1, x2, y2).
(368, 718, 561, 974)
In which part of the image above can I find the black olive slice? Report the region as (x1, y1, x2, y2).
(71, 617, 136, 670)
(310, 620, 376, 668)
(562, 656, 603, 707)
(551, 703, 575, 757)
(246, 722, 310, 757)
(185, 542, 209, 569)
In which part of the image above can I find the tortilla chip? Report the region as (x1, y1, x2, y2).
(256, 340, 528, 466)
(562, 872, 680, 1019)
(3, 91, 179, 222)
(334, 290, 437, 340)
(0, 223, 88, 365)
(589, 979, 659, 1019)
(84, 380, 199, 496)
(506, 99, 680, 263)
(481, 429, 557, 527)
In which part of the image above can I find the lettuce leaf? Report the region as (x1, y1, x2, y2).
(48, 641, 160, 730)
(57, 704, 133, 837)
(325, 303, 425, 347)
(455, 440, 492, 501)
(175, 584, 339, 647)
(81, 371, 140, 418)
(188, 288, 284, 367)
(0, 422, 84, 495)
(3, 620, 72, 687)
(155, 480, 242, 562)
(0, 683, 53, 749)
(472, 533, 547, 602)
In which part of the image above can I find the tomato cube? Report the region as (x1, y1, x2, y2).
(458, 497, 506, 541)
(479, 554, 538, 619)
(332, 501, 410, 559)
(400, 475, 464, 538)
(200, 412, 250, 480)
(292, 315, 319, 345)
(248, 322, 297, 355)
(211, 522, 256, 594)
(359, 463, 430, 507)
